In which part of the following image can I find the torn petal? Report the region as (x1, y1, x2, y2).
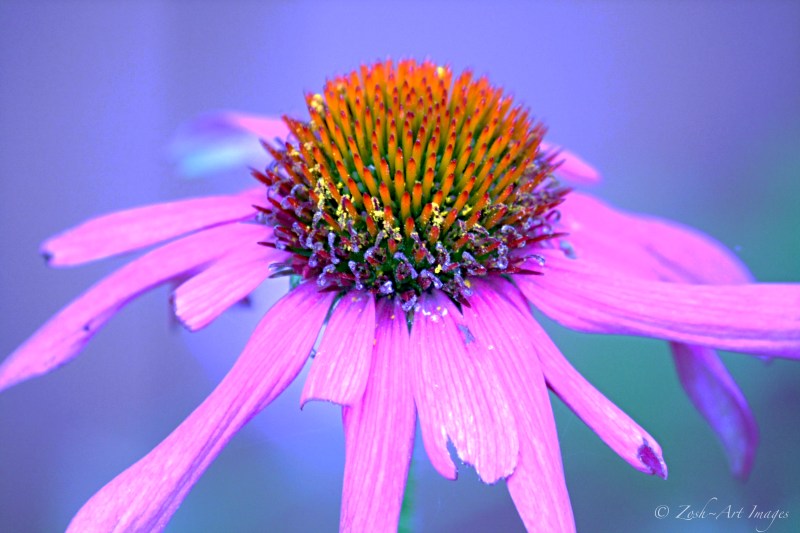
(409, 289, 518, 484)
(464, 281, 575, 532)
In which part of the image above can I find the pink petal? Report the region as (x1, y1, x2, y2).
(340, 299, 416, 532)
(672, 343, 758, 478)
(510, 287, 667, 477)
(66, 283, 334, 533)
(409, 290, 519, 484)
(301, 291, 376, 407)
(559, 192, 751, 283)
(221, 113, 290, 139)
(172, 235, 285, 331)
(555, 194, 677, 279)
(42, 189, 265, 267)
(0, 223, 267, 393)
(463, 281, 575, 532)
(519, 251, 800, 358)
(560, 193, 759, 476)
(540, 141, 601, 185)
(170, 112, 290, 177)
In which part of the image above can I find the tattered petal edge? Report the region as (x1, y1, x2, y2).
(410, 289, 519, 484)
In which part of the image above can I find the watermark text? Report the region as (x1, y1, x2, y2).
(654, 497, 790, 532)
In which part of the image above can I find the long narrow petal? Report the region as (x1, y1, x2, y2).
(170, 112, 289, 177)
(301, 291, 376, 407)
(520, 252, 800, 358)
(503, 280, 667, 477)
(672, 343, 758, 478)
(559, 193, 759, 476)
(42, 189, 264, 267)
(67, 283, 334, 533)
(340, 299, 415, 532)
(409, 290, 519, 483)
(0, 223, 267, 393)
(172, 235, 285, 331)
(540, 141, 601, 185)
(463, 281, 575, 532)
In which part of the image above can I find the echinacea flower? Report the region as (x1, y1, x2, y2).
(2, 59, 799, 532)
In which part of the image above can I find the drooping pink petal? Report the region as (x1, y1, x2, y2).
(409, 290, 519, 483)
(559, 192, 759, 476)
(67, 283, 334, 533)
(559, 192, 752, 283)
(172, 235, 286, 331)
(520, 251, 800, 358)
(340, 299, 415, 532)
(42, 189, 265, 267)
(503, 280, 667, 477)
(0, 223, 267, 393)
(462, 281, 575, 532)
(170, 111, 289, 177)
(540, 141, 601, 185)
(671, 343, 758, 478)
(301, 291, 376, 407)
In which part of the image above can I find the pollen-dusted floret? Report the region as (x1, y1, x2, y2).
(254, 59, 568, 310)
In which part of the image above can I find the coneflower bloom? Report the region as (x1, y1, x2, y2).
(2, 59, 799, 532)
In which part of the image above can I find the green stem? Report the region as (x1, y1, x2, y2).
(398, 457, 415, 532)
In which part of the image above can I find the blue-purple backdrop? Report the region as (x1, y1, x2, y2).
(1, 2, 799, 532)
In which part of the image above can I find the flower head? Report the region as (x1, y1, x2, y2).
(259, 60, 564, 309)
(2, 59, 799, 532)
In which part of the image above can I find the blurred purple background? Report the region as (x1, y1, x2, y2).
(1, 1, 799, 532)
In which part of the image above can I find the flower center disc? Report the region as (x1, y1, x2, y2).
(255, 59, 567, 310)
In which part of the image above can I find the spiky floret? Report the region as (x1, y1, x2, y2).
(255, 59, 568, 310)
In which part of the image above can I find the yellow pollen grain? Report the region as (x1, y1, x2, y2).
(310, 94, 325, 113)
(429, 202, 445, 227)
(434, 265, 442, 274)
(336, 199, 351, 226)
(436, 66, 446, 79)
